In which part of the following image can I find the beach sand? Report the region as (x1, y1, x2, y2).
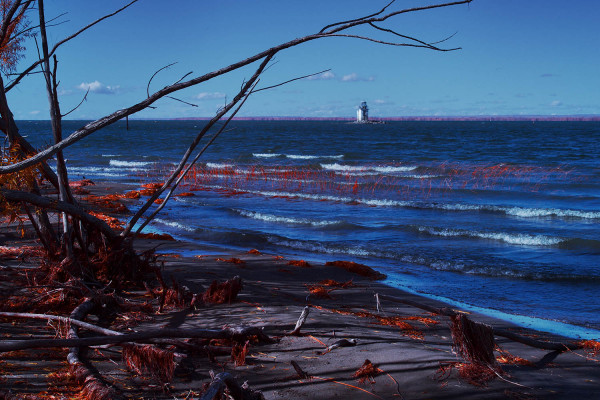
(1, 183, 599, 399)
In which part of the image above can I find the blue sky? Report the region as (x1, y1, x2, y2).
(7, 0, 600, 119)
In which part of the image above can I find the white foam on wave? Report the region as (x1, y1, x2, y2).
(153, 218, 196, 232)
(205, 162, 234, 169)
(505, 206, 600, 219)
(236, 210, 340, 226)
(272, 239, 374, 257)
(253, 153, 281, 158)
(287, 154, 344, 160)
(417, 226, 564, 246)
(321, 163, 416, 173)
(109, 160, 152, 167)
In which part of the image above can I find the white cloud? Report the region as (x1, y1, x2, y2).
(195, 92, 226, 100)
(374, 99, 387, 104)
(550, 100, 562, 107)
(307, 71, 336, 80)
(341, 73, 375, 82)
(29, 110, 40, 115)
(77, 80, 120, 95)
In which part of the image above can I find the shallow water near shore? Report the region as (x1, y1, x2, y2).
(22, 119, 600, 338)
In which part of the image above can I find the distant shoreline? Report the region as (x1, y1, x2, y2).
(166, 115, 600, 122)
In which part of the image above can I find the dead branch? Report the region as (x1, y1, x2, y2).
(0, 311, 121, 336)
(0, 325, 271, 352)
(377, 293, 585, 351)
(0, 188, 118, 239)
(200, 371, 265, 400)
(124, 53, 274, 236)
(67, 299, 122, 400)
(6, 0, 139, 92)
(289, 306, 311, 336)
(1, 1, 471, 177)
(290, 360, 311, 379)
(132, 82, 258, 234)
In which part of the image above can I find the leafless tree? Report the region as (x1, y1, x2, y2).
(0, 0, 471, 281)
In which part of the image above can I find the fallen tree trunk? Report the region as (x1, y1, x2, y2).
(200, 371, 264, 400)
(66, 298, 122, 400)
(0, 325, 271, 352)
(377, 293, 583, 351)
(0, 311, 122, 337)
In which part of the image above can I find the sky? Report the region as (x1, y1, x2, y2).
(6, 0, 600, 120)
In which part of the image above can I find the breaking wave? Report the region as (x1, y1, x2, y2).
(235, 209, 341, 227)
(109, 160, 153, 167)
(416, 226, 564, 246)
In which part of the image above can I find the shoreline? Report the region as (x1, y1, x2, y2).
(144, 221, 600, 342)
(2, 181, 599, 398)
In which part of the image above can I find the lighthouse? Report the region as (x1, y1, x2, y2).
(356, 101, 369, 123)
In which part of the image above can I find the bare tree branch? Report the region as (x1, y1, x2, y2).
(165, 95, 198, 107)
(0, 0, 471, 177)
(146, 62, 177, 97)
(0, 188, 118, 240)
(254, 69, 331, 93)
(122, 52, 275, 236)
(6, 0, 138, 92)
(320, 0, 396, 33)
(368, 22, 453, 51)
(328, 33, 461, 51)
(61, 88, 89, 118)
(133, 82, 258, 235)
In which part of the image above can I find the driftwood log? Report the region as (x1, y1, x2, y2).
(377, 293, 584, 351)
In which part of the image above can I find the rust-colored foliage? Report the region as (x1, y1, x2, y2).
(141, 183, 163, 190)
(231, 340, 250, 367)
(71, 362, 117, 400)
(450, 314, 497, 366)
(325, 260, 386, 280)
(84, 194, 128, 213)
(445, 314, 503, 386)
(154, 198, 164, 204)
(495, 348, 535, 367)
(313, 305, 428, 340)
(352, 359, 382, 383)
(307, 285, 334, 299)
(287, 259, 311, 267)
(136, 232, 175, 241)
(0, 0, 30, 72)
(123, 190, 141, 199)
(216, 257, 246, 265)
(69, 179, 95, 188)
(436, 361, 499, 387)
(175, 192, 195, 197)
(88, 211, 124, 230)
(0, 245, 43, 260)
(202, 276, 242, 304)
(318, 279, 354, 288)
(122, 344, 176, 384)
(580, 340, 600, 357)
(247, 248, 261, 255)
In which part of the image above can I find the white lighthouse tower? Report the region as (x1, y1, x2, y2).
(356, 101, 369, 123)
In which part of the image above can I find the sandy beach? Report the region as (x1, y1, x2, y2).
(1, 182, 599, 400)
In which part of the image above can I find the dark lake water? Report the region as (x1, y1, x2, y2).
(21, 120, 600, 338)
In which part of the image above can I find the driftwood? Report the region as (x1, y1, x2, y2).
(317, 338, 357, 355)
(289, 306, 311, 336)
(200, 371, 265, 400)
(377, 293, 584, 351)
(0, 311, 122, 337)
(0, 325, 271, 352)
(290, 360, 311, 380)
(66, 299, 121, 400)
